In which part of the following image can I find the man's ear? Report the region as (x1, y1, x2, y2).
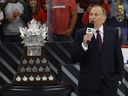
(103, 16, 107, 23)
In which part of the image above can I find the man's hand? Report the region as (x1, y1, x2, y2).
(65, 27, 73, 37)
(83, 34, 93, 45)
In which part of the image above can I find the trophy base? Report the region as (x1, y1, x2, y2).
(13, 80, 58, 86)
(1, 83, 73, 96)
(14, 46, 57, 85)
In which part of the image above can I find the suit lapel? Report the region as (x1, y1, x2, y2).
(101, 26, 110, 53)
(89, 35, 101, 53)
(91, 35, 97, 48)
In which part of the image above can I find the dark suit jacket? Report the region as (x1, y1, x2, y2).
(71, 25, 124, 91)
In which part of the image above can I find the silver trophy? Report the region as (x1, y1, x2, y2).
(20, 19, 47, 56)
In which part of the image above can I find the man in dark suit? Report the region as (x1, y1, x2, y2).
(71, 5, 124, 96)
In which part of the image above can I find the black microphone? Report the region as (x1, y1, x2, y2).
(86, 23, 94, 44)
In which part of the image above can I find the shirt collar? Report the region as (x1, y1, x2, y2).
(94, 25, 104, 34)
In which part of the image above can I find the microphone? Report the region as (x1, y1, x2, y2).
(86, 23, 94, 44)
(86, 23, 94, 34)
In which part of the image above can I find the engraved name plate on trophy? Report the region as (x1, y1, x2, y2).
(16, 76, 21, 82)
(35, 58, 41, 64)
(45, 66, 50, 72)
(32, 66, 38, 72)
(26, 66, 31, 72)
(48, 75, 54, 81)
(38, 66, 44, 72)
(22, 76, 28, 81)
(27, 46, 41, 56)
(29, 75, 34, 81)
(20, 66, 26, 72)
(42, 75, 47, 81)
(29, 59, 34, 64)
(35, 75, 41, 81)
(23, 59, 27, 64)
(42, 58, 47, 63)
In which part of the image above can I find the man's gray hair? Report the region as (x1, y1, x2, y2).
(89, 5, 107, 17)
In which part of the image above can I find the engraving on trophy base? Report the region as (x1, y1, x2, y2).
(27, 46, 41, 56)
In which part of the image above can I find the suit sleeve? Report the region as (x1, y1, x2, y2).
(71, 28, 87, 63)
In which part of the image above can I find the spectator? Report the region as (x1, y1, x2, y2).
(50, 0, 77, 41)
(2, 0, 27, 42)
(29, 0, 47, 24)
(37, 0, 47, 11)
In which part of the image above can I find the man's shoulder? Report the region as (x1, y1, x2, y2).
(104, 25, 117, 36)
(104, 25, 116, 31)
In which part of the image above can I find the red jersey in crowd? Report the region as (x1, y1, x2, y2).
(32, 7, 47, 24)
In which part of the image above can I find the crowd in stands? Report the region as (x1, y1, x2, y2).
(0, 0, 47, 42)
(0, 0, 128, 44)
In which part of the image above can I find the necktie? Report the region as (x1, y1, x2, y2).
(96, 30, 102, 49)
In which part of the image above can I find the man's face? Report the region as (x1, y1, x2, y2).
(89, 6, 106, 29)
